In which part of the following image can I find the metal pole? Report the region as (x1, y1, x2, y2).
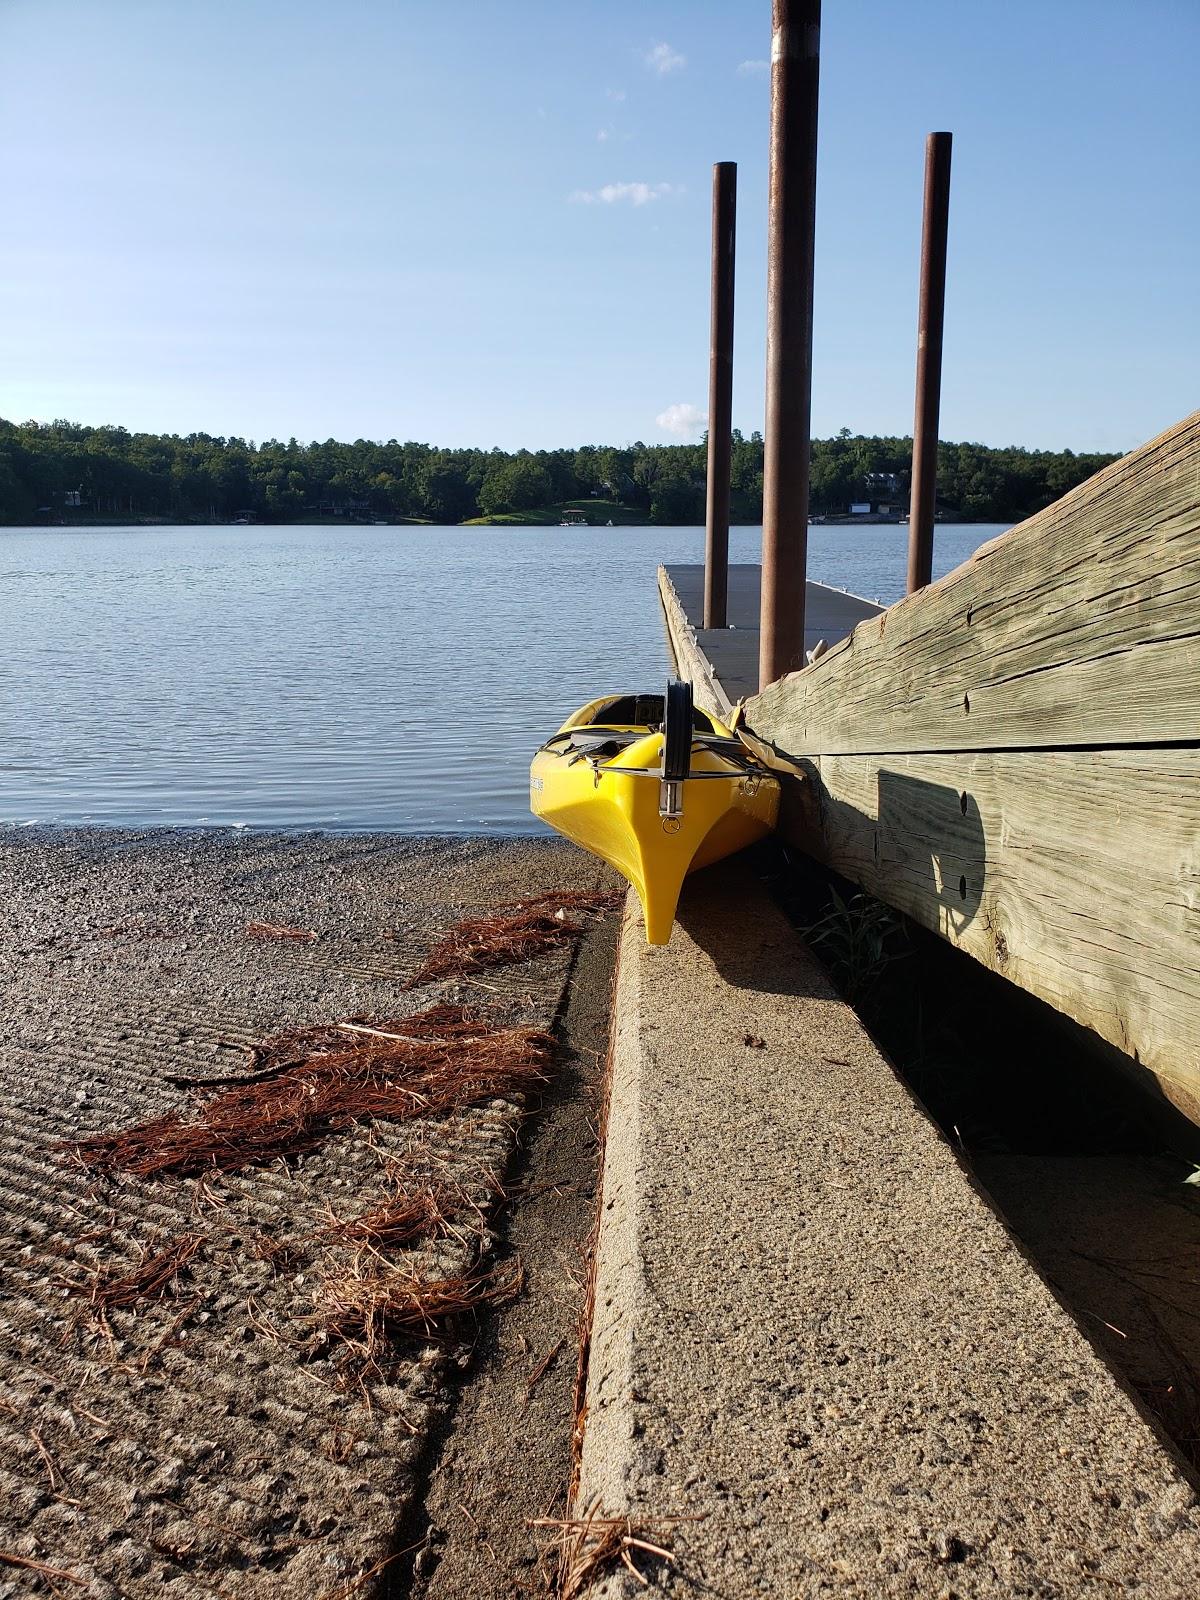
(759, 0, 821, 690)
(704, 161, 737, 630)
(907, 131, 952, 594)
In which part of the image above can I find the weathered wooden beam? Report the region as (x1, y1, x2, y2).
(746, 410, 1200, 755)
(780, 747, 1200, 1122)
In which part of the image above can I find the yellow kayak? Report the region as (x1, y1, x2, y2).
(530, 681, 779, 945)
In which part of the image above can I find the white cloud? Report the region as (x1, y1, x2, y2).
(597, 127, 611, 142)
(570, 181, 679, 206)
(645, 41, 685, 75)
(606, 87, 627, 101)
(737, 59, 768, 76)
(656, 402, 707, 439)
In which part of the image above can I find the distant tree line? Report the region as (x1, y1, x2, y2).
(0, 417, 1119, 526)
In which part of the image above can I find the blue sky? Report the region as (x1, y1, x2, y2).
(1, 0, 1196, 453)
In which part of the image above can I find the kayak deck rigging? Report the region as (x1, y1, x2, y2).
(529, 681, 780, 945)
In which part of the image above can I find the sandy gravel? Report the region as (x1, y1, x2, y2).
(407, 914, 619, 1600)
(0, 828, 613, 1598)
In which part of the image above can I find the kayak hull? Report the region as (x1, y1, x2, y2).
(530, 699, 779, 945)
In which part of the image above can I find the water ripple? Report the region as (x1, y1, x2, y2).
(0, 523, 999, 831)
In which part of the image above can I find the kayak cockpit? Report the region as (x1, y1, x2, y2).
(539, 685, 757, 781)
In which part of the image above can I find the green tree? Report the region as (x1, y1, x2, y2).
(0, 416, 1124, 528)
(477, 456, 552, 516)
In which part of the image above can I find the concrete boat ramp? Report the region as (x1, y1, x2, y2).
(569, 569, 1200, 1594)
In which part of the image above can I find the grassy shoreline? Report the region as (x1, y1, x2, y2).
(10, 502, 1000, 530)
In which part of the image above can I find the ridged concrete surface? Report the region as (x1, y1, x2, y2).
(577, 866, 1200, 1596)
(0, 830, 599, 1598)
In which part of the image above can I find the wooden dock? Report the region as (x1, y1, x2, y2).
(659, 564, 882, 711)
(660, 413, 1200, 1127)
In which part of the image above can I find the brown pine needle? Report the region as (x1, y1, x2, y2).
(524, 1337, 566, 1408)
(315, 1260, 524, 1380)
(316, 1542, 423, 1600)
(494, 889, 624, 917)
(249, 1233, 307, 1275)
(0, 1551, 86, 1586)
(245, 921, 317, 943)
(321, 1185, 454, 1251)
(29, 1430, 65, 1492)
(324, 1259, 523, 1339)
(528, 1503, 695, 1599)
(334, 1021, 448, 1045)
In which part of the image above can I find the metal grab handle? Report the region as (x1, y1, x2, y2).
(598, 764, 762, 779)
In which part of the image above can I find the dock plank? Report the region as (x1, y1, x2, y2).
(724, 412, 1200, 1118)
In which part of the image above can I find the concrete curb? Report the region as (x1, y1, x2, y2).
(575, 866, 1200, 1596)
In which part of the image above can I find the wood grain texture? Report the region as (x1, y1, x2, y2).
(784, 748, 1200, 1116)
(745, 410, 1200, 755)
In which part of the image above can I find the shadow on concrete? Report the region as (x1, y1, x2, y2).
(678, 764, 988, 992)
(675, 851, 832, 998)
(764, 838, 1200, 1486)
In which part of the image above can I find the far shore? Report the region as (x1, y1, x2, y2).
(3, 507, 1004, 531)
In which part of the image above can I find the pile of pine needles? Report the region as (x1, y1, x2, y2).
(320, 1184, 458, 1252)
(61, 1004, 553, 1179)
(316, 1259, 524, 1373)
(405, 889, 623, 989)
(310, 1170, 512, 1381)
(72, 1232, 203, 1311)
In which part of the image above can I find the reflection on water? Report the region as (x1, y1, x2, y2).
(1, 522, 1005, 832)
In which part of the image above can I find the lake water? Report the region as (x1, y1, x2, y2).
(1, 523, 1006, 833)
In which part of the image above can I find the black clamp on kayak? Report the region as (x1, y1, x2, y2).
(659, 678, 692, 820)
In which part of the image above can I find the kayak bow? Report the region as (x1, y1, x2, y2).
(529, 681, 779, 945)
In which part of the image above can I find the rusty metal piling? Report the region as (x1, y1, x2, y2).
(704, 162, 737, 630)
(907, 131, 953, 595)
(759, 0, 821, 690)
